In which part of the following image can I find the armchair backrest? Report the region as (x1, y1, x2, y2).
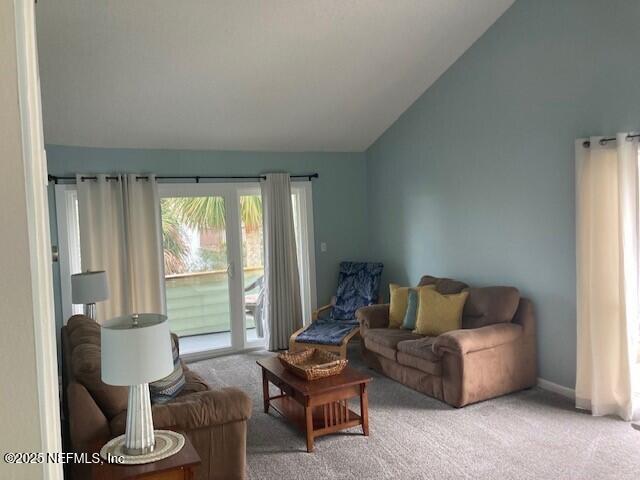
(331, 261, 383, 321)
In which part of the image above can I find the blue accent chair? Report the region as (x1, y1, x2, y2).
(289, 261, 383, 359)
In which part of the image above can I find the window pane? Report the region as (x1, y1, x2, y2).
(160, 196, 231, 353)
(240, 194, 265, 342)
(66, 190, 83, 316)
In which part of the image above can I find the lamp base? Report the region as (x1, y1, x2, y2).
(124, 443, 155, 456)
(124, 383, 155, 454)
(84, 302, 96, 320)
(100, 430, 185, 465)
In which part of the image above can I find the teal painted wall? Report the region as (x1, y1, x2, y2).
(47, 0, 640, 388)
(366, 0, 640, 388)
(47, 145, 368, 334)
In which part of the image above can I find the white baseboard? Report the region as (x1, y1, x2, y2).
(537, 377, 575, 399)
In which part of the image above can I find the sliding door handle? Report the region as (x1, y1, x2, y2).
(226, 263, 234, 278)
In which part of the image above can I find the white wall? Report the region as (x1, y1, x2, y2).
(0, 1, 45, 478)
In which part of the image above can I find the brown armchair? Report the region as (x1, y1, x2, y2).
(356, 275, 537, 407)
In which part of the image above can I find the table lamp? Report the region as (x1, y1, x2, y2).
(71, 270, 109, 320)
(101, 313, 178, 462)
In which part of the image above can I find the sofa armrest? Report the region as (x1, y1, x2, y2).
(152, 387, 252, 431)
(67, 382, 111, 452)
(356, 304, 390, 329)
(433, 323, 523, 357)
(111, 387, 253, 437)
(512, 298, 535, 336)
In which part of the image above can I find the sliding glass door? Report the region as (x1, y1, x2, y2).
(158, 184, 244, 356)
(158, 182, 316, 357)
(55, 180, 316, 358)
(159, 191, 234, 354)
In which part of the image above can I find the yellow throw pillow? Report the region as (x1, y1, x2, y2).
(413, 288, 469, 336)
(389, 284, 436, 328)
(389, 284, 410, 328)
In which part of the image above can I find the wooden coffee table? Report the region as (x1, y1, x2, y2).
(257, 356, 372, 452)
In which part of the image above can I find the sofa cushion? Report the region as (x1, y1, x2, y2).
(363, 328, 422, 360)
(418, 275, 468, 294)
(396, 337, 442, 376)
(396, 352, 442, 376)
(71, 343, 129, 419)
(397, 336, 438, 361)
(462, 287, 520, 329)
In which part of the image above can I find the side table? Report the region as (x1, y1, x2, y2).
(90, 431, 200, 480)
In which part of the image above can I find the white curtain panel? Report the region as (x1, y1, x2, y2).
(575, 134, 639, 421)
(76, 174, 165, 323)
(261, 173, 302, 351)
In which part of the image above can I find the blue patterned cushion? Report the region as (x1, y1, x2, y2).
(295, 318, 360, 345)
(149, 335, 185, 404)
(331, 262, 384, 321)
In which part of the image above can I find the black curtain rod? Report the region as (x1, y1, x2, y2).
(48, 173, 319, 184)
(582, 133, 640, 148)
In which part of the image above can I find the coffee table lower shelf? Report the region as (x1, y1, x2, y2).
(270, 395, 363, 437)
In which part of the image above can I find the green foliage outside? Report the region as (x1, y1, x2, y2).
(161, 196, 262, 274)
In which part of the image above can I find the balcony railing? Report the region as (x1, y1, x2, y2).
(165, 267, 262, 337)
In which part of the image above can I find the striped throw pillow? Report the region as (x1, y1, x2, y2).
(149, 335, 185, 404)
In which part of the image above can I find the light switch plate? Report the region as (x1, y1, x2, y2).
(320, 242, 327, 252)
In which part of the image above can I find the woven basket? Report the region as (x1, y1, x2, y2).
(278, 348, 348, 381)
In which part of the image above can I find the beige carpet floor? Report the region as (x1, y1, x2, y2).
(190, 347, 640, 480)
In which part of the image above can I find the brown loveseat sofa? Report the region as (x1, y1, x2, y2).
(356, 275, 537, 407)
(61, 315, 252, 480)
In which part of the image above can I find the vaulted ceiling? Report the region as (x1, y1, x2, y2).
(36, 0, 513, 152)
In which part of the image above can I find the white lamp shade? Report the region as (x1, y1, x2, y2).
(101, 313, 174, 386)
(71, 271, 109, 304)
